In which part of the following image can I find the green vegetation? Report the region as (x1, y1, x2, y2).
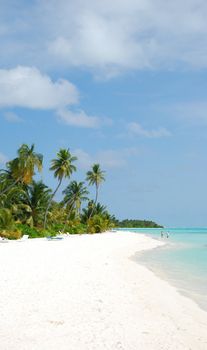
(0, 144, 114, 239)
(86, 164, 105, 218)
(43, 148, 77, 228)
(115, 219, 163, 228)
(0, 144, 43, 195)
(0, 143, 163, 239)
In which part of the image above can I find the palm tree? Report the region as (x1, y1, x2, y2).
(62, 181, 89, 231)
(0, 144, 43, 195)
(81, 201, 108, 223)
(86, 164, 105, 217)
(81, 200, 94, 221)
(0, 169, 16, 199)
(23, 181, 51, 227)
(43, 149, 77, 228)
(94, 202, 108, 216)
(0, 208, 15, 231)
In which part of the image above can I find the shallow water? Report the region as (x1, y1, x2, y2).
(119, 228, 207, 311)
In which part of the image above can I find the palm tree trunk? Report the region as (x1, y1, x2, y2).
(62, 194, 76, 232)
(63, 206, 73, 233)
(95, 185, 98, 206)
(89, 185, 98, 219)
(0, 177, 21, 196)
(43, 179, 62, 229)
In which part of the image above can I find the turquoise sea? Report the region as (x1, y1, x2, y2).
(119, 228, 207, 311)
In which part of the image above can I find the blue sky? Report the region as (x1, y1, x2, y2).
(1, 0, 207, 227)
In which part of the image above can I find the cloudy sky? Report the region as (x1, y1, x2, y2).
(1, 0, 207, 226)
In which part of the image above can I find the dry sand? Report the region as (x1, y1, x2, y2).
(0, 231, 207, 350)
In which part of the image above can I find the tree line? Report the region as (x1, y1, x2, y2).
(0, 144, 114, 239)
(114, 219, 163, 228)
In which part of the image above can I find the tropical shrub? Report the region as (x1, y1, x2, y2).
(48, 203, 67, 226)
(0, 229, 22, 240)
(87, 214, 113, 233)
(67, 223, 86, 234)
(0, 208, 15, 230)
(16, 224, 40, 238)
(16, 224, 59, 238)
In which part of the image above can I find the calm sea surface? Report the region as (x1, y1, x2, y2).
(119, 228, 207, 311)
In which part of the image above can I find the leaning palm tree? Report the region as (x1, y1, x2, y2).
(62, 181, 89, 231)
(0, 144, 43, 195)
(0, 169, 15, 198)
(43, 149, 77, 229)
(86, 164, 105, 218)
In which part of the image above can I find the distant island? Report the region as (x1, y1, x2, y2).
(115, 219, 163, 228)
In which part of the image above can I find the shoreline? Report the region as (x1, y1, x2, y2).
(133, 232, 207, 312)
(0, 231, 207, 349)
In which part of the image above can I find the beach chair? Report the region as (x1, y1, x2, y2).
(17, 234, 29, 242)
(0, 237, 10, 243)
(47, 236, 64, 241)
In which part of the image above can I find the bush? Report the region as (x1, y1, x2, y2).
(16, 224, 55, 238)
(0, 229, 22, 240)
(0, 208, 15, 230)
(16, 224, 39, 238)
(42, 227, 57, 237)
(48, 223, 65, 233)
(87, 215, 113, 233)
(67, 223, 86, 234)
(0, 209, 21, 239)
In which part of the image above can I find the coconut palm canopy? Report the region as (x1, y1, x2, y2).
(0, 144, 43, 195)
(50, 149, 77, 181)
(63, 181, 89, 215)
(9, 144, 42, 183)
(86, 164, 105, 188)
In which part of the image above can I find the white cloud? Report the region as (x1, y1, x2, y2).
(128, 122, 171, 138)
(0, 66, 79, 109)
(43, 1, 207, 73)
(74, 147, 138, 169)
(173, 102, 207, 125)
(0, 66, 110, 128)
(3, 111, 23, 123)
(1, 1, 207, 76)
(0, 152, 8, 165)
(73, 149, 94, 169)
(48, 12, 144, 75)
(97, 150, 127, 168)
(57, 109, 101, 128)
(57, 109, 112, 128)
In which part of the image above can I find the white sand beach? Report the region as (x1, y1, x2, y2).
(0, 231, 207, 350)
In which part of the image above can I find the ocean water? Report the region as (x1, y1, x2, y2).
(119, 228, 207, 311)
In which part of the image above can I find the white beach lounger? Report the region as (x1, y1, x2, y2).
(17, 234, 29, 242)
(0, 237, 9, 243)
(47, 236, 64, 241)
(0, 234, 29, 243)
